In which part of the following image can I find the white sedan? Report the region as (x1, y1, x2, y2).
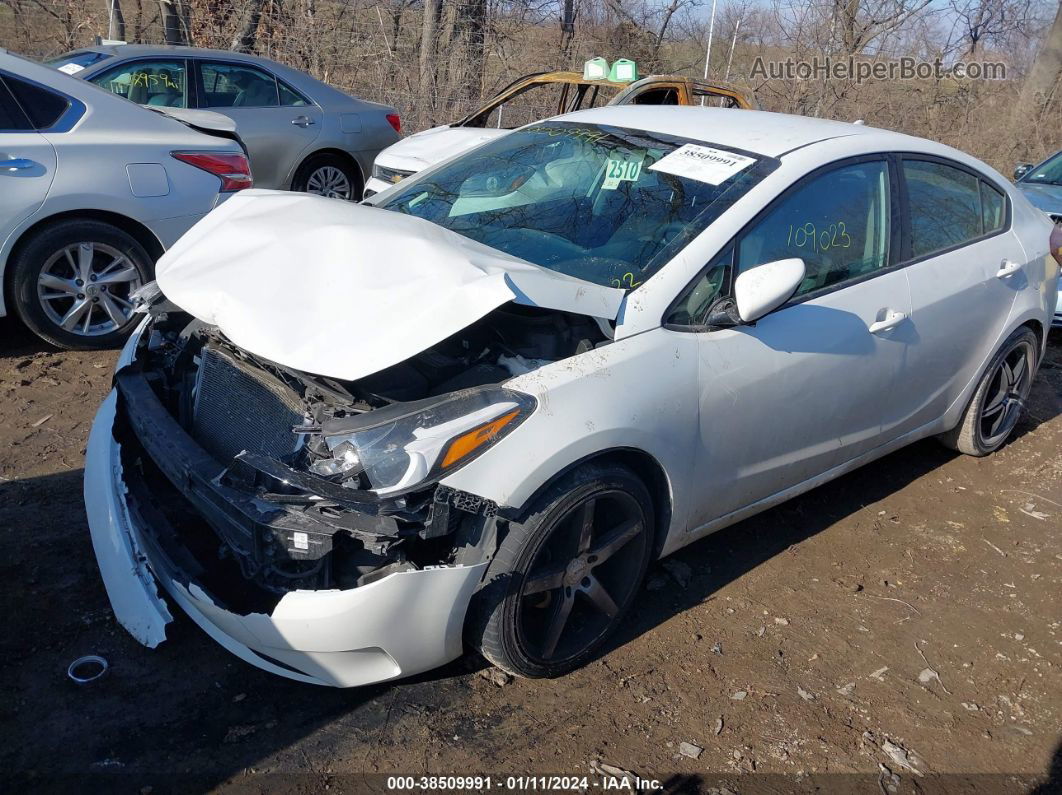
(84, 107, 1059, 687)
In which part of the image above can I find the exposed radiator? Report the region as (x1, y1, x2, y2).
(192, 346, 305, 464)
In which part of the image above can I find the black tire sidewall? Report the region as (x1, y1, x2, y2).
(471, 463, 655, 678)
(293, 153, 361, 199)
(10, 219, 152, 350)
(965, 328, 1039, 454)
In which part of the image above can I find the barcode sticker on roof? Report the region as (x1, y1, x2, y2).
(648, 144, 755, 185)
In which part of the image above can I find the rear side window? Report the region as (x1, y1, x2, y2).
(737, 160, 891, 299)
(4, 75, 69, 129)
(278, 81, 309, 107)
(200, 62, 279, 108)
(980, 181, 1005, 234)
(903, 159, 1005, 258)
(0, 79, 31, 130)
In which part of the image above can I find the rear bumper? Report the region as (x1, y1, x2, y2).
(84, 367, 487, 687)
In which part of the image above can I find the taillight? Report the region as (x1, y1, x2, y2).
(386, 113, 401, 134)
(171, 151, 253, 192)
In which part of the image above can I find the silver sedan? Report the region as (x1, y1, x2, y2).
(0, 49, 251, 349)
(50, 45, 401, 200)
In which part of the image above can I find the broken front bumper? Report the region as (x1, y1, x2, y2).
(84, 382, 487, 688)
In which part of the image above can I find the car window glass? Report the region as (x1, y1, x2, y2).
(201, 62, 278, 108)
(631, 87, 680, 105)
(477, 83, 619, 129)
(737, 160, 891, 298)
(0, 79, 31, 129)
(278, 80, 309, 107)
(379, 121, 777, 289)
(45, 51, 112, 72)
(88, 60, 187, 108)
(692, 88, 739, 108)
(667, 248, 732, 326)
(903, 160, 982, 258)
(4, 74, 69, 129)
(980, 181, 1005, 234)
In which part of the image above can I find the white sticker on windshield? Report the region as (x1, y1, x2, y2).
(57, 63, 85, 75)
(648, 144, 755, 185)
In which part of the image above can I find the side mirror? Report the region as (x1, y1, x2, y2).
(733, 258, 806, 323)
(1013, 163, 1033, 180)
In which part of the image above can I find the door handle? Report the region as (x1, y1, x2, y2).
(1, 158, 36, 172)
(868, 310, 908, 334)
(996, 259, 1022, 278)
(291, 116, 315, 127)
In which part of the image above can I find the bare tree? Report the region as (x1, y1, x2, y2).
(231, 0, 267, 51)
(1019, 0, 1062, 111)
(948, 0, 1036, 55)
(158, 0, 187, 44)
(105, 0, 125, 40)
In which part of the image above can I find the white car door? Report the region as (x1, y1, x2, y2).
(0, 74, 58, 238)
(675, 157, 918, 530)
(896, 158, 1028, 428)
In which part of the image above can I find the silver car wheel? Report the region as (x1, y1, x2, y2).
(305, 166, 352, 199)
(36, 242, 142, 337)
(978, 339, 1035, 447)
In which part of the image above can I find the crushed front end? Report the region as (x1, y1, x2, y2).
(83, 306, 563, 685)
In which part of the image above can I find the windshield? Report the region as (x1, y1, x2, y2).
(45, 51, 112, 72)
(1021, 151, 1062, 186)
(376, 121, 777, 289)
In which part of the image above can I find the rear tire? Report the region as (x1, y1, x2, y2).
(292, 153, 361, 200)
(9, 219, 152, 350)
(938, 327, 1038, 456)
(467, 463, 654, 679)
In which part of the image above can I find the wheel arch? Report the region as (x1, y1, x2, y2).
(290, 148, 365, 192)
(500, 446, 674, 560)
(3, 209, 164, 315)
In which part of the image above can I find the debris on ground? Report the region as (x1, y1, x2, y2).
(478, 668, 513, 687)
(881, 739, 926, 777)
(678, 742, 703, 759)
(731, 690, 748, 700)
(796, 686, 815, 701)
(713, 716, 724, 735)
(662, 559, 692, 588)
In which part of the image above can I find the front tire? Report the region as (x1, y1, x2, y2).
(938, 327, 1038, 456)
(9, 219, 152, 350)
(468, 463, 654, 679)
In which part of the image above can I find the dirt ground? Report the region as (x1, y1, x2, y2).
(1, 315, 1059, 794)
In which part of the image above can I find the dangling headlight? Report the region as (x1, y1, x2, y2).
(310, 387, 536, 495)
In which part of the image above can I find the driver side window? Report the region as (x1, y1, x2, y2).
(738, 160, 891, 299)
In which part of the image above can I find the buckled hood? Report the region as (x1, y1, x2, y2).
(155, 190, 624, 381)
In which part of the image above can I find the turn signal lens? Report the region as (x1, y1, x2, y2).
(441, 409, 520, 468)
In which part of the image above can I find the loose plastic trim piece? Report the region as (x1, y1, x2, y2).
(67, 655, 109, 684)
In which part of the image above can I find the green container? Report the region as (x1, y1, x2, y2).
(583, 57, 609, 81)
(609, 58, 638, 82)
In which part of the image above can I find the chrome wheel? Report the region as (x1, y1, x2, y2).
(305, 165, 352, 199)
(517, 490, 648, 664)
(978, 339, 1034, 447)
(36, 242, 142, 337)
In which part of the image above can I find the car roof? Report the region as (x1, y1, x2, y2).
(554, 105, 924, 159)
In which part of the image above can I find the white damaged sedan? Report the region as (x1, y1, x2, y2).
(84, 107, 1059, 687)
